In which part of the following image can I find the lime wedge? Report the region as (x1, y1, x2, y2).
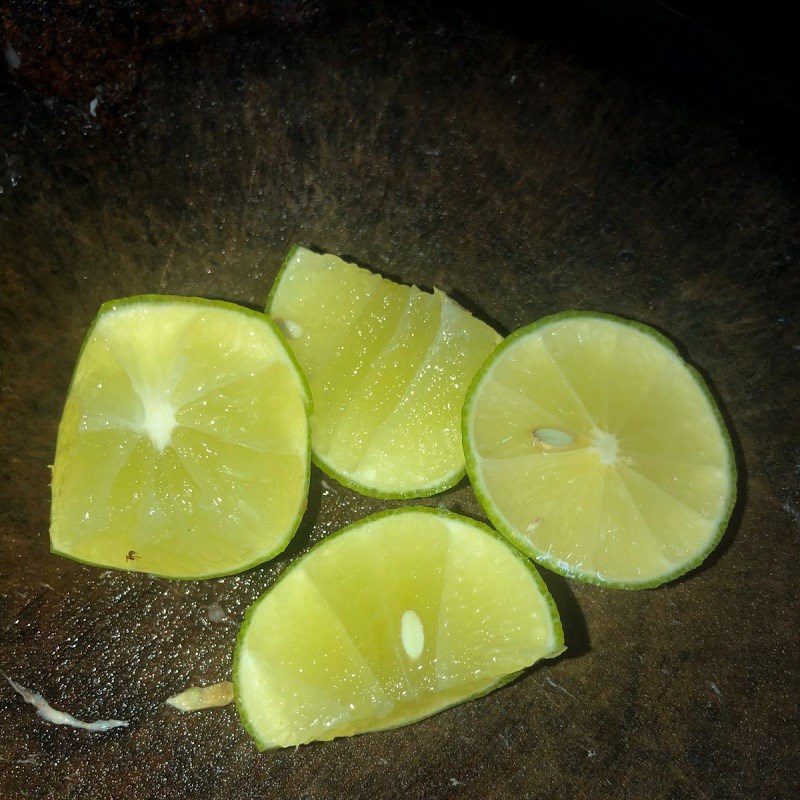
(50, 296, 311, 579)
(234, 507, 563, 748)
(267, 246, 501, 498)
(463, 312, 737, 589)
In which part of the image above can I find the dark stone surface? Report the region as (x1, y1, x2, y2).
(1, 0, 322, 115)
(1, 4, 798, 799)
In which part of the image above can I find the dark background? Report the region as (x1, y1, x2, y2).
(1, 2, 798, 799)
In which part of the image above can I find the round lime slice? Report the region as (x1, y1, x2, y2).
(50, 296, 311, 579)
(267, 246, 501, 498)
(463, 312, 737, 589)
(234, 507, 563, 748)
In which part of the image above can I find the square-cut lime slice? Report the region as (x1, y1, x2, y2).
(50, 296, 311, 579)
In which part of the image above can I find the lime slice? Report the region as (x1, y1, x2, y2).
(234, 507, 563, 748)
(267, 246, 501, 498)
(463, 312, 737, 589)
(50, 296, 311, 579)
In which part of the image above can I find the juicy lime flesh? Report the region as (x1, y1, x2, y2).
(234, 508, 563, 748)
(50, 298, 310, 579)
(465, 315, 735, 587)
(268, 247, 501, 496)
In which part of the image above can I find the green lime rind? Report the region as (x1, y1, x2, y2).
(50, 294, 313, 581)
(266, 246, 482, 500)
(462, 310, 738, 591)
(233, 505, 564, 750)
(236, 653, 519, 752)
(265, 242, 303, 312)
(312, 452, 467, 500)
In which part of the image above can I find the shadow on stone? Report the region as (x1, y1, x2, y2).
(278, 464, 326, 563)
(536, 568, 590, 660)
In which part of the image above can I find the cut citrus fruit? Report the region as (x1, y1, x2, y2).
(267, 246, 501, 498)
(50, 296, 311, 579)
(234, 507, 563, 748)
(463, 312, 736, 589)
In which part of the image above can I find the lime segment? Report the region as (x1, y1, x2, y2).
(50, 296, 311, 579)
(463, 312, 736, 588)
(234, 507, 563, 748)
(268, 247, 501, 497)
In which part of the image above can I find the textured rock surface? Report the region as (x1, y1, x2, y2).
(1, 4, 798, 799)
